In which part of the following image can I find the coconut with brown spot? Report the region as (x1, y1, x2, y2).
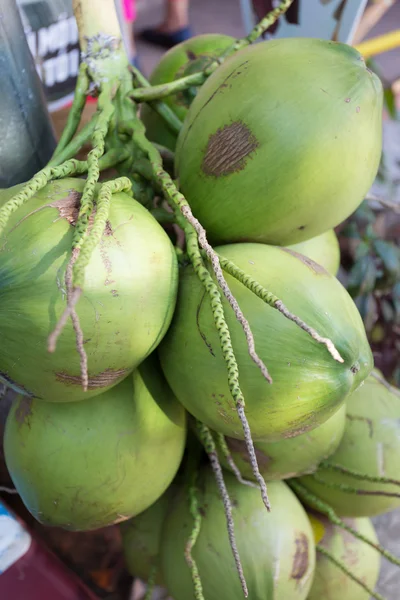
(175, 38, 383, 246)
(215, 402, 346, 481)
(141, 34, 235, 151)
(307, 513, 380, 600)
(0, 178, 178, 402)
(159, 242, 372, 441)
(160, 466, 316, 600)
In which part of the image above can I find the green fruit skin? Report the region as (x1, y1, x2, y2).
(141, 33, 234, 151)
(120, 486, 175, 586)
(219, 403, 346, 481)
(176, 38, 383, 246)
(299, 373, 400, 517)
(159, 243, 373, 441)
(287, 230, 340, 276)
(4, 356, 187, 530)
(308, 516, 380, 600)
(161, 469, 315, 600)
(0, 178, 178, 401)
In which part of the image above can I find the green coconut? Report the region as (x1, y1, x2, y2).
(307, 514, 380, 599)
(287, 230, 340, 276)
(299, 372, 400, 517)
(4, 355, 186, 530)
(120, 486, 175, 586)
(141, 34, 234, 151)
(159, 243, 372, 441)
(0, 178, 178, 401)
(175, 38, 383, 246)
(160, 468, 315, 600)
(217, 403, 346, 481)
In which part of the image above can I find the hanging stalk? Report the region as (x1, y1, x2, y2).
(196, 421, 248, 597)
(320, 460, 400, 487)
(289, 480, 400, 568)
(316, 545, 386, 600)
(130, 0, 295, 103)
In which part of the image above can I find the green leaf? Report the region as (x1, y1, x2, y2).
(355, 240, 371, 260)
(373, 239, 400, 280)
(384, 87, 398, 121)
(347, 255, 377, 297)
(381, 298, 395, 323)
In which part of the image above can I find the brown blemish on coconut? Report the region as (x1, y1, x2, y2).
(15, 397, 33, 427)
(282, 248, 327, 275)
(291, 532, 309, 580)
(356, 106, 361, 113)
(56, 368, 130, 389)
(345, 98, 351, 103)
(186, 49, 197, 61)
(226, 437, 272, 470)
(178, 61, 250, 152)
(50, 192, 82, 224)
(202, 121, 259, 177)
(196, 290, 215, 356)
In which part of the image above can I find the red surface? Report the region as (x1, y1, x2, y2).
(0, 505, 98, 600)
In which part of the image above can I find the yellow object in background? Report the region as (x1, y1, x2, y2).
(355, 29, 400, 58)
(307, 513, 326, 545)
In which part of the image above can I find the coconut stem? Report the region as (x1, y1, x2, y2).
(48, 176, 131, 359)
(320, 461, 400, 487)
(370, 370, 400, 396)
(130, 67, 183, 136)
(197, 421, 249, 597)
(48, 118, 98, 168)
(73, 0, 123, 55)
(75, 176, 132, 288)
(185, 472, 205, 600)
(51, 64, 90, 160)
(130, 117, 271, 512)
(0, 159, 87, 235)
(215, 433, 258, 489)
(218, 255, 344, 364)
(232, 0, 294, 50)
(316, 545, 386, 600)
(311, 473, 400, 499)
(130, 0, 294, 103)
(72, 87, 115, 252)
(144, 565, 157, 600)
(289, 480, 400, 568)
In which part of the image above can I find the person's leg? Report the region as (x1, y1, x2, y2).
(116, 0, 141, 68)
(139, 0, 192, 49)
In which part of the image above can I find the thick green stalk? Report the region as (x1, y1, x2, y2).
(51, 64, 90, 159)
(0, 160, 86, 234)
(73, 0, 129, 86)
(131, 66, 183, 135)
(47, 118, 97, 167)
